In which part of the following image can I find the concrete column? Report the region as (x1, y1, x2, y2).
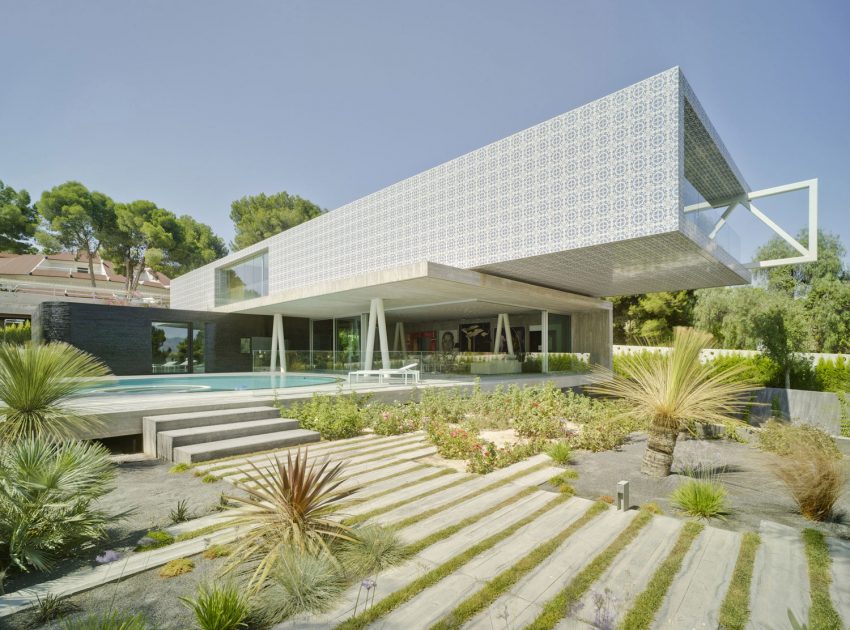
(364, 300, 377, 370)
(494, 314, 504, 353)
(271, 314, 286, 373)
(504, 314, 514, 356)
(270, 316, 278, 373)
(541, 310, 549, 373)
(376, 298, 390, 368)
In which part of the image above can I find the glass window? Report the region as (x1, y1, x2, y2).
(152, 322, 190, 374)
(216, 252, 269, 306)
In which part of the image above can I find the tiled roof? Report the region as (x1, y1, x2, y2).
(0, 252, 171, 290)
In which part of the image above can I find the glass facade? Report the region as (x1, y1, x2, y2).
(151, 321, 205, 373)
(216, 252, 269, 306)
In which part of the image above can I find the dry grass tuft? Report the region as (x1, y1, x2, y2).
(771, 443, 846, 521)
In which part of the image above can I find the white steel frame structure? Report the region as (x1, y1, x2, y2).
(684, 178, 818, 269)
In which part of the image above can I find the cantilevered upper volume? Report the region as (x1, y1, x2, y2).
(172, 67, 755, 313)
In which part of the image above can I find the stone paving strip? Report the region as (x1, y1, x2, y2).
(827, 536, 850, 627)
(748, 520, 811, 629)
(374, 498, 596, 629)
(650, 525, 741, 629)
(560, 514, 683, 629)
(203, 433, 427, 476)
(217, 439, 433, 484)
(194, 433, 409, 472)
(463, 508, 638, 629)
(344, 472, 474, 516)
(281, 492, 561, 629)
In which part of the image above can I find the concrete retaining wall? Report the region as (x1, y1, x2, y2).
(748, 387, 843, 436)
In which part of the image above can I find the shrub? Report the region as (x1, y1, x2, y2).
(61, 611, 148, 629)
(180, 582, 249, 630)
(758, 420, 840, 459)
(815, 356, 850, 393)
(255, 549, 345, 622)
(159, 558, 194, 578)
(513, 412, 564, 439)
(545, 440, 573, 465)
(771, 443, 845, 521)
(0, 321, 30, 345)
(567, 415, 637, 452)
(286, 391, 367, 440)
(33, 593, 78, 624)
(0, 342, 111, 441)
(671, 479, 729, 519)
(370, 404, 421, 435)
(338, 524, 409, 578)
(466, 439, 545, 474)
(201, 473, 220, 484)
(426, 422, 479, 459)
(135, 530, 174, 552)
(418, 387, 468, 424)
(224, 448, 359, 589)
(0, 438, 116, 573)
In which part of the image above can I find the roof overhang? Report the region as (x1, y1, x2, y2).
(213, 261, 608, 319)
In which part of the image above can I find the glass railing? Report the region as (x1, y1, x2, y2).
(251, 350, 591, 375)
(681, 178, 742, 261)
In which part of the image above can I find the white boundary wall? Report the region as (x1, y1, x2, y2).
(613, 345, 849, 366)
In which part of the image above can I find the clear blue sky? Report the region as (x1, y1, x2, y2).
(1, 0, 848, 261)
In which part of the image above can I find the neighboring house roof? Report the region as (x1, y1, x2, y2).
(0, 252, 171, 290)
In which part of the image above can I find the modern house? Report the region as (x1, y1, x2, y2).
(2, 252, 170, 323)
(35, 67, 817, 376)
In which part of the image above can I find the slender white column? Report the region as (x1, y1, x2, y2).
(376, 298, 390, 368)
(270, 315, 279, 373)
(494, 314, 504, 354)
(364, 300, 377, 370)
(541, 310, 549, 373)
(504, 313, 514, 356)
(275, 314, 286, 373)
(393, 321, 406, 358)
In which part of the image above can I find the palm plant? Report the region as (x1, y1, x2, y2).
(0, 438, 116, 572)
(223, 448, 360, 590)
(589, 327, 755, 477)
(0, 342, 110, 441)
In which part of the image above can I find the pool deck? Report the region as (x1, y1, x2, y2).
(68, 371, 599, 440)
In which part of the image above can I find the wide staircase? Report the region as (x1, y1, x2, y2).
(142, 405, 320, 463)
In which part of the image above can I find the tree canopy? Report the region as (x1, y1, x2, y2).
(0, 181, 38, 253)
(753, 229, 847, 296)
(37, 182, 116, 286)
(611, 290, 695, 344)
(230, 191, 323, 251)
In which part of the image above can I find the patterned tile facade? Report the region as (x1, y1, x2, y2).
(172, 68, 749, 311)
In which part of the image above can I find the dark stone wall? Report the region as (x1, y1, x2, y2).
(33, 302, 310, 375)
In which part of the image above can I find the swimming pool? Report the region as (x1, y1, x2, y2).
(81, 374, 340, 395)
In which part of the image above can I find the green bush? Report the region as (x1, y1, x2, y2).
(426, 422, 479, 459)
(513, 411, 564, 439)
(418, 386, 468, 424)
(370, 404, 421, 435)
(566, 414, 643, 452)
(62, 611, 148, 630)
(815, 356, 850, 393)
(671, 479, 729, 519)
(337, 524, 408, 578)
(255, 549, 345, 622)
(0, 438, 116, 573)
(0, 321, 30, 345)
(286, 391, 368, 440)
(545, 440, 572, 465)
(757, 420, 841, 459)
(466, 439, 545, 474)
(180, 582, 249, 630)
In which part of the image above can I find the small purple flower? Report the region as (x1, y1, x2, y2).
(96, 549, 121, 564)
(360, 578, 377, 591)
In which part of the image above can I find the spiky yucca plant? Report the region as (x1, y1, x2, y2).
(0, 342, 110, 441)
(590, 327, 755, 478)
(223, 448, 359, 590)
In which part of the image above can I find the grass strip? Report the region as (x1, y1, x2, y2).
(343, 474, 475, 526)
(618, 520, 704, 630)
(203, 434, 424, 473)
(391, 461, 552, 530)
(525, 509, 655, 630)
(403, 487, 536, 556)
(802, 528, 843, 630)
(429, 500, 609, 629)
(335, 492, 576, 630)
(344, 468, 456, 506)
(717, 531, 760, 630)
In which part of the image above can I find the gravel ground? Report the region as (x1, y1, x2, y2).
(568, 432, 850, 538)
(4, 455, 242, 595)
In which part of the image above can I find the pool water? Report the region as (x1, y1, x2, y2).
(81, 374, 339, 395)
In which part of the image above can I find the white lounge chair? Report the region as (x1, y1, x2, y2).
(347, 368, 384, 385)
(378, 363, 420, 385)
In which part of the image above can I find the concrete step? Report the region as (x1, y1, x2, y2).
(157, 418, 301, 462)
(142, 406, 281, 456)
(749, 520, 810, 630)
(172, 428, 320, 464)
